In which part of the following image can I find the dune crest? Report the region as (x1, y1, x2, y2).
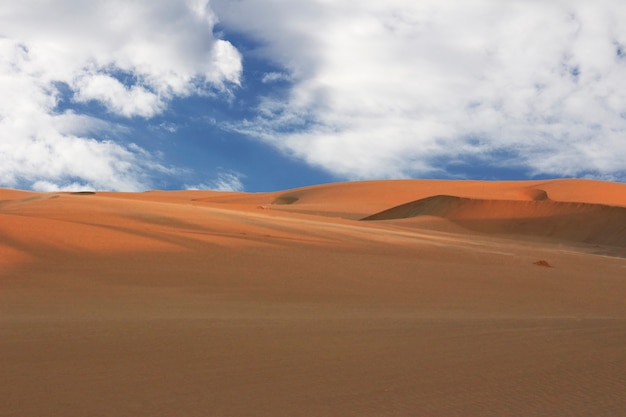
(362, 195, 626, 247)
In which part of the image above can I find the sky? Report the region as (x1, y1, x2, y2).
(1, 0, 625, 192)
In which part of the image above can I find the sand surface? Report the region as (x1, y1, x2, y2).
(1, 179, 626, 416)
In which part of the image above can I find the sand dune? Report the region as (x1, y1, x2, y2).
(1, 179, 626, 417)
(199, 178, 626, 219)
(363, 195, 626, 247)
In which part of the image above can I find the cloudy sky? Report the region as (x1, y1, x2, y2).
(1, 0, 625, 192)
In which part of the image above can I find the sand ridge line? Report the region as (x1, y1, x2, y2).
(362, 195, 626, 249)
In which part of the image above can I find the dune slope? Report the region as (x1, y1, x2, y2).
(363, 194, 626, 247)
(1, 179, 626, 417)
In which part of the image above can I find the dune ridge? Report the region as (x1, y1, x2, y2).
(362, 194, 626, 247)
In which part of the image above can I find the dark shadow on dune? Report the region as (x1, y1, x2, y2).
(70, 191, 96, 195)
(272, 195, 300, 205)
(362, 195, 626, 249)
(523, 188, 549, 201)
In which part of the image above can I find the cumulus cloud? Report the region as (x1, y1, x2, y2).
(72, 74, 165, 118)
(213, 0, 626, 181)
(0, 0, 242, 191)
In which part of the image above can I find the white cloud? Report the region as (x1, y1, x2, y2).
(31, 181, 95, 193)
(213, 0, 626, 181)
(73, 74, 165, 118)
(0, 0, 242, 191)
(261, 72, 292, 84)
(186, 171, 245, 192)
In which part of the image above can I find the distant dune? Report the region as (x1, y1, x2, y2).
(363, 194, 626, 247)
(2, 179, 626, 417)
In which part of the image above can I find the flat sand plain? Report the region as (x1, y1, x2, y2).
(1, 179, 626, 416)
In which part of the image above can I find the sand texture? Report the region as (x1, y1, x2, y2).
(1, 179, 626, 416)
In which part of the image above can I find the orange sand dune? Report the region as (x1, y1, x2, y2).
(197, 178, 626, 218)
(1, 179, 626, 417)
(363, 195, 626, 248)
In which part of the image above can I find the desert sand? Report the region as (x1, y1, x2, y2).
(1, 179, 625, 416)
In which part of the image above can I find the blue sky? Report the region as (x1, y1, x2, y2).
(1, 0, 625, 192)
